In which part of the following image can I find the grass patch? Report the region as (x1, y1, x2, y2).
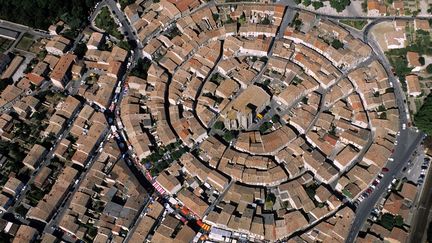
(16, 33, 34, 51)
(95, 6, 123, 40)
(342, 188, 353, 198)
(340, 20, 367, 30)
(259, 122, 273, 134)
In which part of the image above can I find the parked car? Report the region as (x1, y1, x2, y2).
(418, 179, 424, 185)
(382, 167, 389, 172)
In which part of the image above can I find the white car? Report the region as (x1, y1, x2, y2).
(388, 158, 394, 162)
(402, 123, 406, 130)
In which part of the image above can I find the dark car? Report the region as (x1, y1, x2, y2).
(382, 167, 389, 172)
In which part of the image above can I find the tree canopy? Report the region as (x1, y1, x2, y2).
(330, 0, 351, 12)
(414, 94, 432, 135)
(0, 0, 98, 30)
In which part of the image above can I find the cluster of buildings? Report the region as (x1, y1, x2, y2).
(0, 2, 137, 240)
(367, 0, 419, 16)
(356, 180, 419, 242)
(57, 138, 148, 241)
(106, 1, 411, 242)
(0, 0, 425, 241)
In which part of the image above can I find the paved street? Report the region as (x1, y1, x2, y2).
(346, 129, 425, 242)
(44, 131, 110, 240)
(1, 1, 431, 242)
(408, 154, 432, 242)
(6, 101, 84, 213)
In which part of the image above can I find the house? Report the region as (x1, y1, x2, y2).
(367, 0, 386, 16)
(22, 144, 47, 170)
(414, 19, 430, 31)
(384, 30, 406, 49)
(33, 167, 52, 189)
(220, 85, 270, 130)
(177, 189, 208, 218)
(0, 55, 24, 80)
(406, 74, 421, 97)
(12, 225, 38, 243)
(45, 35, 71, 56)
(384, 227, 408, 243)
(406, 51, 422, 71)
(2, 177, 23, 197)
(87, 32, 104, 50)
(50, 53, 76, 89)
(155, 171, 182, 195)
(0, 194, 12, 212)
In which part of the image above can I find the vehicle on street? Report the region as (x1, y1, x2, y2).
(382, 167, 389, 172)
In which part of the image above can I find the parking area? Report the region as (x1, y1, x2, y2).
(404, 151, 430, 186)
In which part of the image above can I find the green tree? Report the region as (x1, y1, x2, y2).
(312, 1, 324, 9)
(74, 42, 88, 59)
(426, 64, 432, 73)
(213, 121, 225, 130)
(331, 39, 344, 49)
(119, 0, 135, 10)
(0, 0, 98, 30)
(414, 94, 432, 135)
(330, 0, 351, 12)
(427, 221, 432, 242)
(117, 40, 132, 51)
(419, 56, 425, 66)
(303, 0, 312, 6)
(130, 58, 151, 79)
(223, 130, 236, 142)
(261, 17, 271, 25)
(259, 122, 273, 133)
(394, 215, 404, 227)
(95, 7, 123, 40)
(272, 114, 280, 123)
(380, 213, 395, 230)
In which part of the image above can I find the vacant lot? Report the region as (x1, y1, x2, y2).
(0, 37, 13, 52)
(16, 33, 34, 51)
(340, 20, 367, 30)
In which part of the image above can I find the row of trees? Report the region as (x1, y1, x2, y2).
(414, 94, 432, 135)
(295, 0, 351, 12)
